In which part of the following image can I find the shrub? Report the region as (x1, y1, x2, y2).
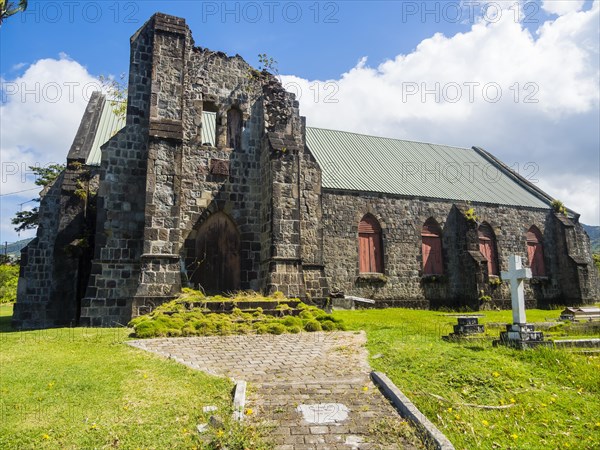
(299, 310, 314, 320)
(181, 326, 197, 336)
(321, 320, 336, 331)
(282, 316, 302, 327)
(316, 313, 336, 323)
(287, 325, 302, 334)
(267, 323, 286, 335)
(304, 320, 322, 332)
(254, 324, 269, 334)
(134, 321, 158, 338)
(194, 319, 217, 335)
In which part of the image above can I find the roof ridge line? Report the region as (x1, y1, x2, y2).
(306, 126, 470, 151)
(470, 146, 577, 217)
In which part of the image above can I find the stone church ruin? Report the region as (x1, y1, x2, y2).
(12, 13, 599, 328)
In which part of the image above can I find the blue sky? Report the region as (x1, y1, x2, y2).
(1, 1, 484, 79)
(1, 1, 599, 243)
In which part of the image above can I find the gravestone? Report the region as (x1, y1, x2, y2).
(559, 307, 600, 322)
(443, 316, 485, 340)
(495, 255, 550, 349)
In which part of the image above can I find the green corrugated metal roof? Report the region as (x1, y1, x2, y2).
(305, 127, 549, 209)
(86, 100, 126, 166)
(83, 104, 549, 209)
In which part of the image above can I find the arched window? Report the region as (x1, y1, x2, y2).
(478, 223, 499, 276)
(201, 101, 218, 147)
(227, 108, 242, 149)
(422, 218, 443, 275)
(526, 226, 546, 277)
(358, 214, 384, 273)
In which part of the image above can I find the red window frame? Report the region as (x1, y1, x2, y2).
(358, 215, 384, 273)
(478, 224, 499, 276)
(526, 226, 546, 277)
(422, 219, 443, 275)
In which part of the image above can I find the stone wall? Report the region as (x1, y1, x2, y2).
(13, 166, 99, 329)
(82, 13, 322, 324)
(79, 15, 156, 326)
(321, 190, 598, 309)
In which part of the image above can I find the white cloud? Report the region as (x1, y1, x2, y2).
(0, 54, 104, 242)
(541, 0, 586, 15)
(10, 62, 26, 72)
(538, 176, 600, 227)
(1, 54, 102, 196)
(282, 1, 600, 225)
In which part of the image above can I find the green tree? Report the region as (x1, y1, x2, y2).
(11, 164, 65, 232)
(99, 74, 128, 121)
(0, 264, 19, 303)
(593, 254, 600, 274)
(0, 0, 27, 26)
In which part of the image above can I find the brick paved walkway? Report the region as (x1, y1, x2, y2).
(128, 332, 421, 449)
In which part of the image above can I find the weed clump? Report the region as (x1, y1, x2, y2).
(128, 290, 345, 338)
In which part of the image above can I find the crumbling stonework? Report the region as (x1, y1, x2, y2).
(12, 13, 599, 329)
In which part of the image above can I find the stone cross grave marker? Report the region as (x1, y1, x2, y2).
(501, 255, 532, 325)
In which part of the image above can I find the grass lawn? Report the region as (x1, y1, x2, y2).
(334, 308, 600, 450)
(0, 304, 235, 450)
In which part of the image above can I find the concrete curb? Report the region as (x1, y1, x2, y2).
(232, 380, 247, 421)
(371, 371, 455, 450)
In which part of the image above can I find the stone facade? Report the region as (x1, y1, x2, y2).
(12, 13, 599, 329)
(321, 191, 598, 309)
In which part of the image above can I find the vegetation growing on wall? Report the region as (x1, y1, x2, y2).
(551, 199, 567, 216)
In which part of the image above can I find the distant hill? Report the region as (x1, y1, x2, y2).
(582, 224, 600, 253)
(3, 238, 33, 257)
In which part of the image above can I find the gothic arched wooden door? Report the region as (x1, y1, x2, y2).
(193, 212, 241, 293)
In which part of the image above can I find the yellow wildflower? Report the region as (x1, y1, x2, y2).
(511, 434, 518, 440)
(362, 386, 369, 392)
(482, 420, 489, 427)
(42, 434, 50, 440)
(245, 408, 253, 415)
(492, 371, 500, 378)
(143, 374, 148, 379)
(216, 430, 224, 437)
(447, 407, 453, 413)
(510, 398, 516, 404)
(454, 414, 461, 420)
(90, 423, 98, 430)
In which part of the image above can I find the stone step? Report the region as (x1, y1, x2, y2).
(164, 300, 304, 315)
(553, 338, 600, 348)
(453, 324, 485, 334)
